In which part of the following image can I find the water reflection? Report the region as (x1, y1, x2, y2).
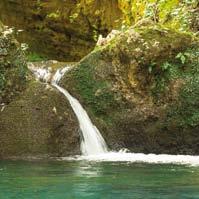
(1, 160, 199, 199)
(74, 161, 103, 178)
(70, 161, 104, 198)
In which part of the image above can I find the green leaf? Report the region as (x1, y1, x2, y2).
(180, 55, 186, 64)
(161, 62, 171, 71)
(176, 52, 183, 59)
(176, 52, 186, 64)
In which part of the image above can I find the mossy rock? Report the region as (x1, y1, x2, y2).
(0, 81, 80, 159)
(0, 22, 28, 104)
(61, 25, 199, 155)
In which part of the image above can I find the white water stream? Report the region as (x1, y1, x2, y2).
(30, 65, 199, 166)
(51, 67, 108, 155)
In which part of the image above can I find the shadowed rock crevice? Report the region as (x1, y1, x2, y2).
(0, 0, 122, 61)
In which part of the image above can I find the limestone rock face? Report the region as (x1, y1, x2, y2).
(0, 0, 122, 61)
(61, 25, 199, 155)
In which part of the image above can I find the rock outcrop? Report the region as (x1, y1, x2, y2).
(0, 23, 80, 159)
(0, 81, 80, 159)
(61, 25, 199, 155)
(0, 0, 122, 61)
(0, 21, 27, 104)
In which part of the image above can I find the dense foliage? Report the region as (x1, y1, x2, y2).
(73, 0, 198, 32)
(119, 0, 198, 31)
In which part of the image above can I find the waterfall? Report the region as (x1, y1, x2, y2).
(51, 67, 108, 155)
(29, 65, 199, 166)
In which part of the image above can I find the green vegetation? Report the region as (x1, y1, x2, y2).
(164, 46, 199, 127)
(118, 0, 198, 31)
(150, 54, 184, 99)
(69, 0, 198, 34)
(47, 11, 60, 19)
(71, 52, 119, 120)
(0, 26, 28, 103)
(176, 47, 199, 126)
(27, 52, 47, 62)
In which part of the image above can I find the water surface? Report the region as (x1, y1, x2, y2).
(0, 160, 199, 199)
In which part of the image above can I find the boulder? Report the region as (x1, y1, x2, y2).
(0, 81, 80, 159)
(61, 25, 199, 155)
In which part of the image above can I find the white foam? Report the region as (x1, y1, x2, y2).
(28, 64, 51, 83)
(31, 66, 199, 166)
(62, 152, 199, 166)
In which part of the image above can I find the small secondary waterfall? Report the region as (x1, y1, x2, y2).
(51, 67, 108, 155)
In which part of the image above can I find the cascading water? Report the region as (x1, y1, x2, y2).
(51, 67, 108, 155)
(30, 65, 199, 166)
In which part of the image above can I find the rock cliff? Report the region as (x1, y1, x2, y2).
(0, 0, 122, 61)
